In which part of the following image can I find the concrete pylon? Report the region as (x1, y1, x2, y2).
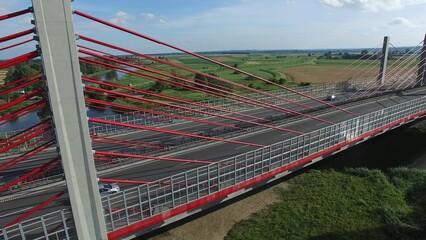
(377, 36, 390, 86)
(417, 34, 426, 86)
(31, 0, 107, 239)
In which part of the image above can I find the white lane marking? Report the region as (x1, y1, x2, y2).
(0, 206, 33, 219)
(235, 145, 250, 150)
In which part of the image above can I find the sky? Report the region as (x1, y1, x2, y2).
(1, 0, 426, 58)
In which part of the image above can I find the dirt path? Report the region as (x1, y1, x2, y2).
(150, 182, 288, 240)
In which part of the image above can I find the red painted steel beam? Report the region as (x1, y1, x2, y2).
(90, 118, 265, 147)
(5, 191, 65, 227)
(0, 8, 31, 21)
(95, 151, 214, 165)
(73, 12, 358, 117)
(0, 29, 34, 43)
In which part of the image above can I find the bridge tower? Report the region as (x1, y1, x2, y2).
(417, 34, 426, 86)
(31, 0, 107, 239)
(377, 36, 390, 86)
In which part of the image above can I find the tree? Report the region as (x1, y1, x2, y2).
(104, 70, 118, 81)
(194, 72, 232, 91)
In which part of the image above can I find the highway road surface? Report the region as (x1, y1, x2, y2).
(0, 88, 425, 228)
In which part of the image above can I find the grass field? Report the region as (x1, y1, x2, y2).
(225, 168, 426, 240)
(0, 70, 6, 84)
(122, 53, 388, 87)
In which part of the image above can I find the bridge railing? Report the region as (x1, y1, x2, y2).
(0, 83, 343, 153)
(2, 95, 425, 239)
(102, 96, 426, 233)
(89, 83, 340, 135)
(0, 210, 75, 240)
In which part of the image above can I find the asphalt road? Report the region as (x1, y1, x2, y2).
(0, 88, 425, 228)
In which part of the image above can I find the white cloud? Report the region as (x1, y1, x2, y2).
(318, 0, 426, 12)
(142, 13, 155, 20)
(109, 11, 135, 25)
(141, 12, 166, 24)
(389, 17, 420, 28)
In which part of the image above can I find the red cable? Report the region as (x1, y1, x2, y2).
(85, 85, 304, 134)
(85, 97, 240, 130)
(0, 51, 39, 70)
(0, 8, 31, 21)
(0, 100, 46, 125)
(0, 29, 34, 43)
(0, 72, 41, 90)
(0, 140, 55, 172)
(73, 13, 358, 116)
(91, 134, 163, 149)
(0, 89, 44, 111)
(0, 119, 50, 145)
(0, 39, 33, 51)
(95, 151, 214, 165)
(0, 124, 51, 155)
(0, 158, 59, 193)
(0, 77, 42, 97)
(80, 54, 334, 125)
(6, 191, 65, 227)
(90, 118, 265, 147)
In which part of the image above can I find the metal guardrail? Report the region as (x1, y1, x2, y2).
(2, 96, 425, 239)
(102, 96, 426, 233)
(0, 210, 75, 240)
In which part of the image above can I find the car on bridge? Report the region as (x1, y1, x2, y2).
(326, 94, 337, 101)
(98, 183, 120, 196)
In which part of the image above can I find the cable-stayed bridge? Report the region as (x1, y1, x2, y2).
(1, 1, 426, 239)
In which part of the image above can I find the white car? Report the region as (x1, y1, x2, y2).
(326, 94, 336, 101)
(98, 183, 120, 196)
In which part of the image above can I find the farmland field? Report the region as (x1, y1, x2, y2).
(0, 70, 6, 84)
